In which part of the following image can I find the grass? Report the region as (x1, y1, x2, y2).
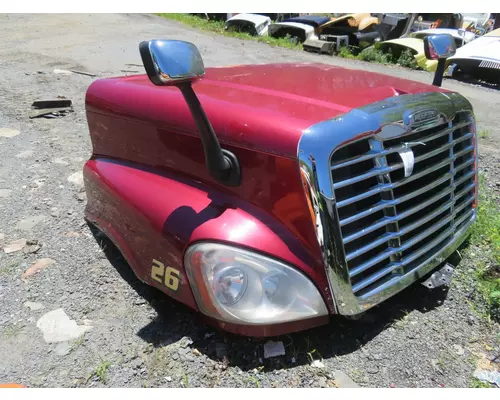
(158, 14, 303, 50)
(2, 323, 24, 338)
(339, 44, 418, 69)
(478, 129, 490, 139)
(469, 377, 494, 388)
(182, 373, 190, 388)
(248, 376, 261, 388)
(468, 175, 500, 322)
(90, 360, 111, 384)
(0, 256, 22, 276)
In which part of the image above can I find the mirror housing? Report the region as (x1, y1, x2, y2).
(139, 40, 241, 187)
(423, 34, 456, 88)
(139, 40, 205, 85)
(423, 34, 456, 60)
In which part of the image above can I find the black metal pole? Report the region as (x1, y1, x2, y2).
(432, 59, 446, 87)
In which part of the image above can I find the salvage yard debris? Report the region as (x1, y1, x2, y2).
(3, 238, 27, 254)
(473, 369, 500, 387)
(30, 98, 73, 119)
(0, 128, 21, 138)
(21, 258, 55, 280)
(162, 13, 500, 84)
(36, 308, 92, 343)
(263, 341, 285, 358)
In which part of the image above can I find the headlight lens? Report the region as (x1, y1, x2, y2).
(184, 243, 328, 324)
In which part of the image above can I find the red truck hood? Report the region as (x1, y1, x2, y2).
(86, 62, 448, 158)
(202, 63, 445, 115)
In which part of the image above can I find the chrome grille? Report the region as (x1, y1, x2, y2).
(330, 112, 476, 299)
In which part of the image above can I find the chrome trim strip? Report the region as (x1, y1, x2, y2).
(297, 91, 477, 315)
(331, 121, 471, 171)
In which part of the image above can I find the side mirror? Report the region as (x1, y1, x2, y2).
(139, 40, 241, 187)
(139, 40, 205, 86)
(423, 34, 456, 87)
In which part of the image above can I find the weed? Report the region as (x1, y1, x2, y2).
(248, 376, 260, 388)
(0, 257, 22, 275)
(478, 129, 490, 139)
(469, 176, 500, 321)
(338, 46, 358, 59)
(183, 373, 190, 388)
(358, 47, 391, 64)
(2, 323, 24, 338)
(469, 377, 493, 388)
(70, 336, 85, 351)
(92, 360, 111, 384)
(397, 49, 418, 69)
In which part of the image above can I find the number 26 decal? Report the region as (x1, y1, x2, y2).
(151, 259, 180, 291)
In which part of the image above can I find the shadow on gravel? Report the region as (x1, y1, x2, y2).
(90, 223, 456, 372)
(447, 74, 500, 91)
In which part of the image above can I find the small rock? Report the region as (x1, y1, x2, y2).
(171, 353, 179, 361)
(452, 344, 465, 355)
(3, 238, 27, 254)
(318, 377, 328, 388)
(36, 308, 92, 343)
(16, 215, 46, 231)
(23, 240, 41, 254)
(333, 371, 359, 388)
(65, 231, 80, 237)
(179, 337, 193, 348)
(367, 365, 379, 374)
(178, 347, 190, 355)
(0, 128, 20, 138)
(0, 189, 12, 198)
(165, 376, 172, 382)
(53, 69, 73, 75)
(192, 348, 202, 356)
(67, 172, 84, 187)
(204, 332, 214, 339)
(21, 258, 55, 279)
(24, 301, 44, 311)
(54, 341, 71, 356)
(76, 192, 86, 202)
(67, 210, 73, 215)
(263, 340, 285, 359)
(52, 158, 69, 165)
(50, 208, 60, 218)
(311, 360, 325, 369)
(134, 298, 146, 305)
(15, 150, 34, 158)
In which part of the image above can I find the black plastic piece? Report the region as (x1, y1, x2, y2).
(178, 83, 241, 187)
(432, 59, 446, 87)
(139, 41, 164, 86)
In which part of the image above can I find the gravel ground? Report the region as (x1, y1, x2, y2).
(0, 13, 499, 388)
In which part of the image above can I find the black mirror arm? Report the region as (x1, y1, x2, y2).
(178, 83, 241, 187)
(432, 59, 446, 87)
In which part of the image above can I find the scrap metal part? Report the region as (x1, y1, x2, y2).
(421, 263, 455, 289)
(303, 38, 336, 55)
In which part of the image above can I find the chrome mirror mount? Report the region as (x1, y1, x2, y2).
(423, 34, 457, 87)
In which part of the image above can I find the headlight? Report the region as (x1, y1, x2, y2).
(184, 242, 328, 325)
